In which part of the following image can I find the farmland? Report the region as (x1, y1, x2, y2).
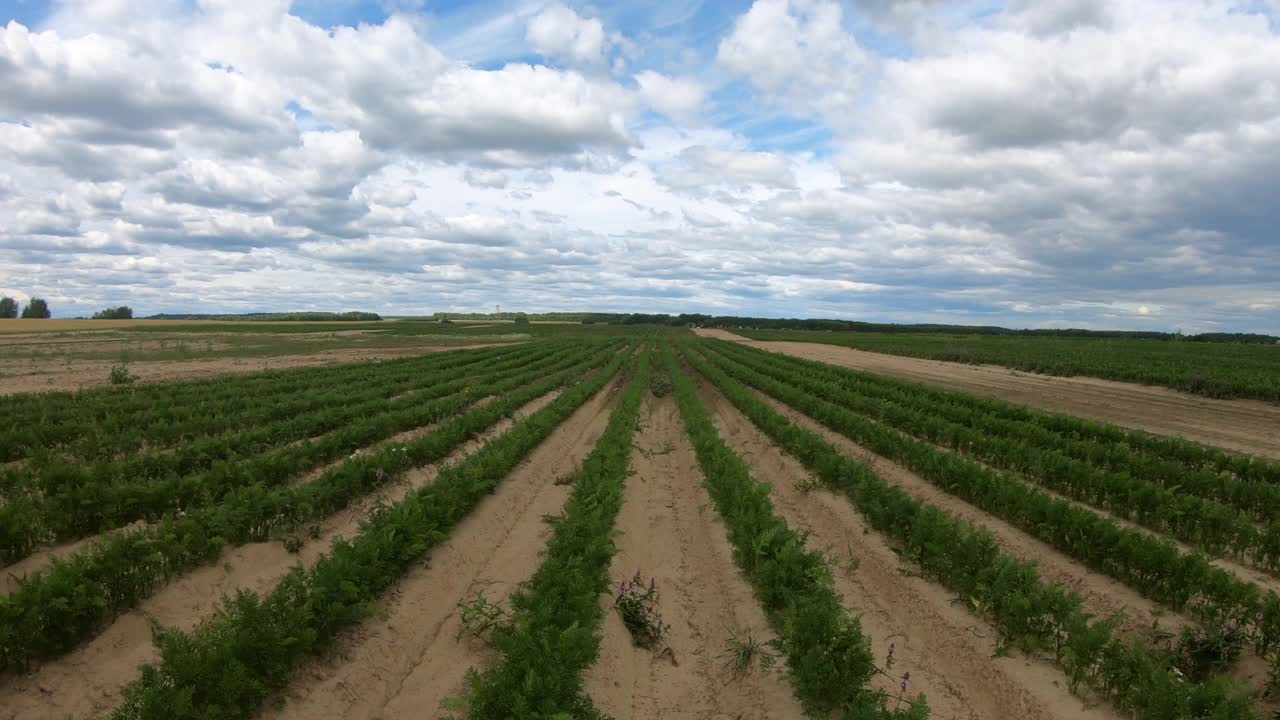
(2, 324, 1280, 719)
(734, 329, 1280, 402)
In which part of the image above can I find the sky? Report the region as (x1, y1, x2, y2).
(0, 0, 1278, 332)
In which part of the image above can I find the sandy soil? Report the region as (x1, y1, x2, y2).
(694, 329, 1280, 458)
(697, 377, 1128, 720)
(0, 390, 561, 720)
(581, 396, 807, 719)
(261, 379, 622, 720)
(741, 387, 1280, 710)
(0, 343, 506, 396)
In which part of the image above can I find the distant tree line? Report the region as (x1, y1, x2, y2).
(92, 306, 134, 320)
(0, 296, 51, 319)
(428, 311, 1275, 344)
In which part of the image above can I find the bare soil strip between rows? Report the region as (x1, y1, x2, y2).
(260, 378, 623, 720)
(694, 329, 1280, 458)
(0, 390, 563, 720)
(696, 378, 1127, 720)
(581, 396, 806, 719)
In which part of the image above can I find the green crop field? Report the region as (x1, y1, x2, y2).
(1, 328, 1278, 720)
(733, 329, 1280, 401)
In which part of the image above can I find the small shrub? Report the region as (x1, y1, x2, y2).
(109, 364, 135, 385)
(283, 536, 304, 553)
(1167, 620, 1247, 680)
(649, 373, 673, 398)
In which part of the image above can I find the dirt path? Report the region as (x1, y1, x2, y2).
(697, 378, 1127, 720)
(261, 380, 622, 720)
(581, 397, 806, 719)
(694, 329, 1280, 458)
(0, 343, 510, 396)
(0, 391, 562, 720)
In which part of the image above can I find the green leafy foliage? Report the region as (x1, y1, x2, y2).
(736, 329, 1280, 401)
(93, 306, 134, 320)
(109, 346, 636, 719)
(460, 347, 650, 718)
(20, 297, 50, 319)
(456, 590, 511, 643)
(684, 341, 1258, 719)
(708, 339, 1280, 570)
(698, 342, 1280, 654)
(0, 343, 589, 564)
(665, 346, 926, 720)
(0, 341, 524, 464)
(0, 345, 619, 671)
(109, 363, 135, 386)
(648, 372, 673, 397)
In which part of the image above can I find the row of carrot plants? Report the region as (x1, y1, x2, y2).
(0, 347, 618, 670)
(714, 340, 1280, 487)
(1, 342, 564, 497)
(0, 344, 591, 564)
(707, 341, 1280, 570)
(683, 343, 1256, 719)
(713, 340, 1280, 520)
(733, 329, 1280, 402)
(666, 347, 926, 719)
(2, 343, 570, 502)
(0, 343, 525, 463)
(22, 345, 516, 466)
(694, 343, 1280, 657)
(722, 339, 1280, 486)
(109, 346, 635, 719)
(461, 347, 651, 717)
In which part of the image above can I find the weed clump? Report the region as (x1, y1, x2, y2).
(109, 364, 135, 385)
(719, 627, 778, 679)
(615, 571, 669, 650)
(649, 373, 673, 398)
(457, 590, 511, 642)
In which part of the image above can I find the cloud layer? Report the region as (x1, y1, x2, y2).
(0, 0, 1277, 333)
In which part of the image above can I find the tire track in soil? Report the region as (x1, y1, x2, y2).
(697, 379, 1126, 720)
(694, 329, 1280, 458)
(0, 390, 564, 720)
(581, 396, 807, 719)
(260, 378, 623, 720)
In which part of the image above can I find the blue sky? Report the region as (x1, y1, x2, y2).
(1, 0, 1278, 332)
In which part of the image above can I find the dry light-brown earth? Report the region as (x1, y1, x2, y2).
(0, 343, 506, 395)
(694, 328, 1280, 458)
